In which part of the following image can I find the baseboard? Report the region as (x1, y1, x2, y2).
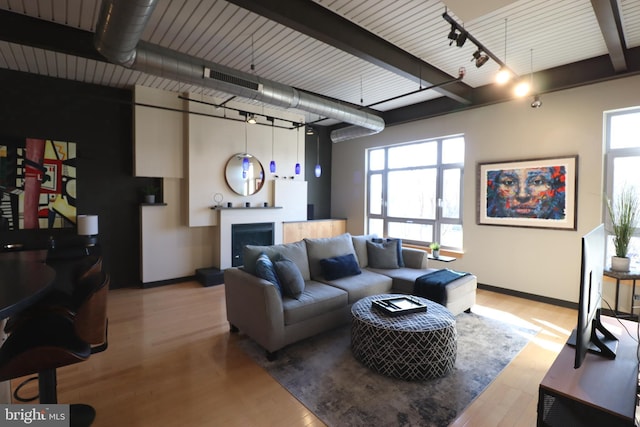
(478, 283, 577, 310)
(141, 276, 196, 289)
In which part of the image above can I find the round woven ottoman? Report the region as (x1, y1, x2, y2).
(351, 294, 457, 380)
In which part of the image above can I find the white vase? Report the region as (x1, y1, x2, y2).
(432, 250, 440, 259)
(144, 194, 156, 204)
(611, 256, 630, 272)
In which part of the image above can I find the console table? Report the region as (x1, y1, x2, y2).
(537, 315, 638, 426)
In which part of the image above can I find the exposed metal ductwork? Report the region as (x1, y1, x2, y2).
(94, 0, 384, 142)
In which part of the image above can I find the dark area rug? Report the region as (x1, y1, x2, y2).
(238, 306, 539, 427)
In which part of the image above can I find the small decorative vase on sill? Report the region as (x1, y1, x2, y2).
(144, 194, 155, 204)
(429, 242, 441, 259)
(611, 256, 630, 272)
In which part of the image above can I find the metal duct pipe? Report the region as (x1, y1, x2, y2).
(330, 125, 382, 143)
(94, 0, 384, 142)
(94, 0, 157, 67)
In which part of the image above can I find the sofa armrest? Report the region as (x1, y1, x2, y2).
(401, 247, 428, 269)
(224, 267, 285, 352)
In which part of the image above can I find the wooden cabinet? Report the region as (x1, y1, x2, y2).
(283, 219, 346, 243)
(537, 315, 638, 426)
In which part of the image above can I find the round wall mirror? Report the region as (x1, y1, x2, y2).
(224, 153, 265, 196)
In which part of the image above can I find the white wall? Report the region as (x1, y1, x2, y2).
(136, 87, 307, 283)
(331, 74, 640, 303)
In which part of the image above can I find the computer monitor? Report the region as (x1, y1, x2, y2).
(567, 224, 618, 369)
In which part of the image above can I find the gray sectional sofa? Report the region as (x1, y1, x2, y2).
(224, 233, 477, 358)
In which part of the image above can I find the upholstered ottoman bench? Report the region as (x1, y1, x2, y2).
(351, 294, 457, 380)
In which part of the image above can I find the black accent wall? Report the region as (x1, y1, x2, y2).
(0, 68, 148, 289)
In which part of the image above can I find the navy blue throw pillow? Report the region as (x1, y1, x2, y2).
(320, 253, 362, 280)
(255, 252, 282, 295)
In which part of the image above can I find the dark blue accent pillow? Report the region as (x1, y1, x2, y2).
(372, 237, 404, 267)
(320, 253, 361, 280)
(255, 253, 282, 295)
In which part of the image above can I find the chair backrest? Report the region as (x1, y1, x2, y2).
(73, 272, 109, 351)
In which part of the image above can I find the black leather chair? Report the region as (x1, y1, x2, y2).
(0, 259, 109, 426)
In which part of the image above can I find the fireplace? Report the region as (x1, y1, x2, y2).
(231, 222, 274, 267)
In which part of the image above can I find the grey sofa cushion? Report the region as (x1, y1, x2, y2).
(304, 233, 356, 280)
(274, 257, 305, 299)
(351, 234, 378, 267)
(366, 239, 400, 269)
(282, 281, 348, 325)
(243, 240, 311, 280)
(323, 269, 393, 304)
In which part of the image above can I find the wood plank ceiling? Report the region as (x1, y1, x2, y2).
(0, 0, 639, 129)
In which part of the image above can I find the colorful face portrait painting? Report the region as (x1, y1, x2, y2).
(478, 156, 577, 230)
(0, 137, 76, 230)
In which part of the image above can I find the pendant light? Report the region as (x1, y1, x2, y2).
(269, 118, 276, 173)
(295, 126, 301, 175)
(495, 18, 512, 84)
(314, 133, 321, 178)
(242, 120, 250, 172)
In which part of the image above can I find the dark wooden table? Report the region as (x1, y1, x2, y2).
(0, 250, 55, 402)
(0, 250, 55, 319)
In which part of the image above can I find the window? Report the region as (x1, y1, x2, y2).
(366, 136, 464, 250)
(605, 108, 640, 263)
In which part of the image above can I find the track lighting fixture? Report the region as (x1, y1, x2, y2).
(495, 67, 512, 84)
(306, 126, 314, 135)
(447, 25, 457, 44)
(246, 114, 257, 124)
(447, 24, 467, 47)
(531, 95, 542, 108)
(442, 11, 518, 78)
(456, 31, 467, 47)
(472, 50, 489, 68)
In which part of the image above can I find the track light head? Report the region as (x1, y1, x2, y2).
(476, 55, 489, 68)
(246, 114, 257, 124)
(471, 50, 489, 68)
(447, 25, 457, 42)
(456, 31, 468, 47)
(306, 126, 315, 135)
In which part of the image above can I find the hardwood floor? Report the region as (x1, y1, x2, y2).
(11, 282, 577, 426)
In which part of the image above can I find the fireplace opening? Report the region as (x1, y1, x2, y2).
(231, 222, 274, 267)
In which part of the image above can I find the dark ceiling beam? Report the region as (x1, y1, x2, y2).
(0, 10, 104, 62)
(225, 0, 473, 105)
(590, 0, 627, 72)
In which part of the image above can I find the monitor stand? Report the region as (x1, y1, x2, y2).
(567, 314, 618, 359)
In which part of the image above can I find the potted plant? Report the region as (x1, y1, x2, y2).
(429, 242, 441, 259)
(606, 185, 639, 271)
(142, 185, 158, 204)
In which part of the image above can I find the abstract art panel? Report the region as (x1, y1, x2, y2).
(477, 156, 578, 230)
(0, 137, 76, 230)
